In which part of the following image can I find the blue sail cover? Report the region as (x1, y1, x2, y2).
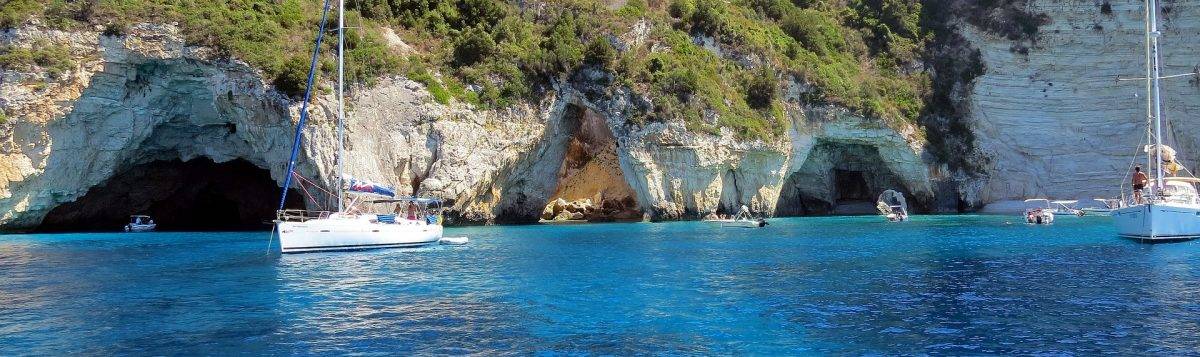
(347, 179, 396, 197)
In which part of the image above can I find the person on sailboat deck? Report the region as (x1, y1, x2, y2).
(1133, 165, 1149, 204)
(407, 201, 419, 221)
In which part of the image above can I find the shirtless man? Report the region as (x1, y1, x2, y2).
(1132, 165, 1149, 204)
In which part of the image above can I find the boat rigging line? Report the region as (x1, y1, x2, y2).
(268, 0, 333, 256)
(1115, 70, 1199, 82)
(278, 0, 333, 211)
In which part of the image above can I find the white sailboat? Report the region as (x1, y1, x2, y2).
(1111, 0, 1200, 242)
(272, 0, 443, 253)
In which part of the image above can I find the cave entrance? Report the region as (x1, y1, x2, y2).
(539, 104, 642, 222)
(776, 141, 909, 215)
(834, 169, 870, 201)
(832, 169, 875, 214)
(37, 158, 303, 232)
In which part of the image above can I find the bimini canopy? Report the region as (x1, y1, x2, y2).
(1024, 199, 1052, 208)
(347, 178, 396, 198)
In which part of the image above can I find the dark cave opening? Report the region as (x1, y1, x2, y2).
(37, 158, 303, 232)
(834, 169, 871, 202)
(776, 141, 911, 216)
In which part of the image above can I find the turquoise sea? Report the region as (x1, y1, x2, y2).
(1, 215, 1199, 354)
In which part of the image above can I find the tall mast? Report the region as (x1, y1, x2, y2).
(1144, 0, 1153, 176)
(1148, 0, 1166, 191)
(336, 0, 346, 212)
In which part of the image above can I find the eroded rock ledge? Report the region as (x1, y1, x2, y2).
(0, 24, 943, 231)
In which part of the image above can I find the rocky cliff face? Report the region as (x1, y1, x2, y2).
(963, 0, 1200, 207)
(0, 22, 940, 231)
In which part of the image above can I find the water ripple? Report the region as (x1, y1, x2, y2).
(0, 216, 1198, 354)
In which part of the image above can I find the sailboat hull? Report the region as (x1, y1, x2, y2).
(276, 217, 442, 253)
(1112, 203, 1200, 241)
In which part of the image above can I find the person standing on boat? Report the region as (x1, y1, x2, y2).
(407, 201, 419, 221)
(1132, 165, 1149, 204)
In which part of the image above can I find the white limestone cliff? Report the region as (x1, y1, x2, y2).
(0, 23, 936, 230)
(965, 0, 1200, 208)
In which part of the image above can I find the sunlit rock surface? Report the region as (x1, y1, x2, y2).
(1, 20, 963, 230)
(964, 0, 1200, 206)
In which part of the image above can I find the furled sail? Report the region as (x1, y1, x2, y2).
(347, 178, 396, 197)
(1144, 144, 1180, 174)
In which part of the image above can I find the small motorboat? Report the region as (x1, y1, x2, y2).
(722, 218, 768, 228)
(1049, 200, 1082, 216)
(124, 215, 157, 232)
(1025, 209, 1054, 224)
(1023, 199, 1055, 224)
(704, 205, 768, 228)
(876, 190, 909, 222)
(1077, 198, 1122, 216)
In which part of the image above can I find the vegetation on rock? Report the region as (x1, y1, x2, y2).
(0, 0, 1045, 142)
(0, 43, 74, 79)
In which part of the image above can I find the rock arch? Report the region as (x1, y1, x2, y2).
(776, 111, 935, 216)
(493, 98, 643, 223)
(6, 51, 313, 231)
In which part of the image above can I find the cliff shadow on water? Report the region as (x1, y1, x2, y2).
(495, 103, 642, 223)
(37, 158, 304, 232)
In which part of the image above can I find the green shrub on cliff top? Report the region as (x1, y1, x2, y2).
(583, 36, 615, 69)
(0, 43, 74, 79)
(453, 27, 496, 67)
(8, 0, 952, 140)
(781, 10, 845, 56)
(0, 0, 42, 28)
(273, 56, 313, 99)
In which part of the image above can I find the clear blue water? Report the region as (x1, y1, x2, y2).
(2, 215, 1199, 355)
